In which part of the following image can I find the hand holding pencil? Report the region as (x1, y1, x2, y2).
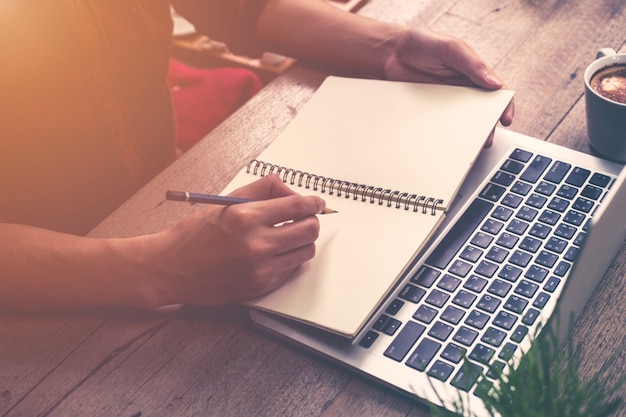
(152, 174, 328, 306)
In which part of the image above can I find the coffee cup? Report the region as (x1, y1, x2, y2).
(584, 48, 626, 163)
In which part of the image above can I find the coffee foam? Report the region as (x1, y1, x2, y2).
(590, 65, 626, 104)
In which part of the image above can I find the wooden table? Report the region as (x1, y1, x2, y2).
(2, 1, 625, 416)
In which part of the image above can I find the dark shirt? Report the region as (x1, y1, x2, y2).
(0, 0, 265, 234)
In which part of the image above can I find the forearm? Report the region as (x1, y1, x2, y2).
(256, 0, 406, 78)
(0, 224, 159, 312)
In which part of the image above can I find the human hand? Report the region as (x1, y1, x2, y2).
(148, 174, 326, 307)
(383, 27, 514, 127)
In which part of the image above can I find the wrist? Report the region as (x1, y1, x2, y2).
(106, 233, 174, 310)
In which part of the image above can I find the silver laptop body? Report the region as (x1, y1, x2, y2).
(250, 127, 626, 416)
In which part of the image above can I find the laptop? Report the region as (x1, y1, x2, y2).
(250, 127, 626, 416)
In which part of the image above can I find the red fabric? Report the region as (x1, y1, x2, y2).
(167, 58, 262, 151)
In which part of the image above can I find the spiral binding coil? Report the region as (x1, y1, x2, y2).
(246, 159, 443, 215)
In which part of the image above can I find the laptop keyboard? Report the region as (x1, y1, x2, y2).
(358, 147, 615, 396)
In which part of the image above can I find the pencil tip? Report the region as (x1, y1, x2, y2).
(322, 208, 338, 214)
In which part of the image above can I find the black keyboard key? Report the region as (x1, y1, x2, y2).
(359, 331, 379, 348)
(449, 260, 473, 278)
(564, 246, 580, 262)
(524, 265, 549, 283)
(565, 167, 591, 187)
(564, 210, 585, 226)
(475, 260, 499, 278)
(581, 185, 603, 200)
(407, 338, 442, 371)
(488, 279, 512, 297)
(502, 193, 523, 208)
(554, 223, 576, 239)
(548, 197, 569, 212)
(452, 290, 478, 309)
(520, 155, 552, 183)
(544, 237, 567, 254)
(498, 264, 522, 282)
(459, 246, 483, 263)
(385, 298, 405, 315)
(413, 304, 438, 324)
(493, 311, 518, 330)
(574, 231, 587, 246)
(477, 294, 501, 313)
(428, 360, 455, 381)
(536, 250, 558, 268)
(399, 284, 427, 303)
(519, 236, 542, 253)
(516, 206, 538, 222)
(510, 148, 533, 162)
(572, 197, 594, 213)
(510, 325, 529, 343)
(499, 342, 518, 361)
(482, 219, 504, 235)
(514, 279, 539, 298)
(556, 184, 579, 200)
(544, 160, 571, 184)
(501, 159, 525, 174)
(533, 292, 550, 309)
(529, 223, 552, 239)
(425, 289, 450, 308)
(470, 232, 493, 248)
(518, 212, 540, 230)
(437, 274, 462, 292)
(482, 327, 507, 347)
(441, 343, 467, 363)
(474, 378, 494, 399)
(464, 275, 489, 293)
(543, 276, 561, 292)
(469, 343, 496, 365)
(589, 172, 611, 187)
(451, 362, 484, 392)
(509, 250, 532, 267)
(428, 321, 454, 341)
(486, 246, 509, 263)
(491, 171, 516, 187)
(441, 305, 466, 324)
(426, 198, 493, 269)
(534, 181, 556, 196)
(410, 266, 440, 288)
(492, 206, 514, 221)
(480, 183, 507, 202)
(506, 219, 529, 235)
(526, 193, 548, 209)
(512, 181, 533, 196)
(465, 310, 490, 330)
(522, 308, 540, 326)
(453, 326, 479, 346)
(553, 261, 571, 277)
(539, 209, 561, 225)
(496, 232, 519, 249)
(441, 343, 466, 363)
(487, 360, 506, 379)
(385, 319, 401, 335)
(374, 314, 390, 331)
(384, 321, 425, 361)
(504, 295, 529, 314)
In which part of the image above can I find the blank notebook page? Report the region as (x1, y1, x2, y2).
(223, 76, 514, 337)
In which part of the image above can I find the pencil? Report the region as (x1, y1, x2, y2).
(165, 191, 337, 214)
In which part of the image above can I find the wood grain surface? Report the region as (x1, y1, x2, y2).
(1, 1, 624, 416)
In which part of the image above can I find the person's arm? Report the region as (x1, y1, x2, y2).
(253, 0, 514, 125)
(0, 175, 325, 312)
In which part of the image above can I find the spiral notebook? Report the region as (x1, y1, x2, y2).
(222, 76, 514, 338)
